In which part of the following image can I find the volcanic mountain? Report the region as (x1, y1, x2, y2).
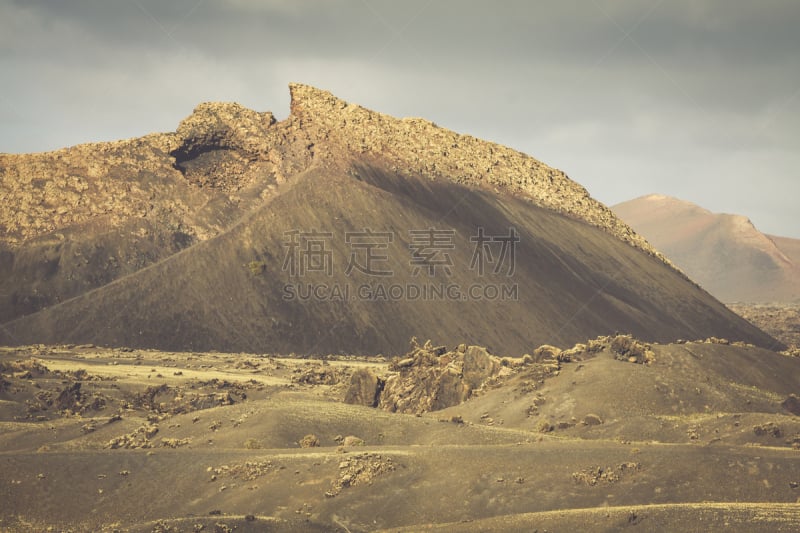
(0, 85, 777, 353)
(613, 194, 800, 304)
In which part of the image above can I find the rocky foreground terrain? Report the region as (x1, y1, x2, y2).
(2, 337, 800, 532)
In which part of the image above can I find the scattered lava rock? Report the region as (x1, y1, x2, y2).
(608, 335, 656, 364)
(107, 424, 159, 449)
(0, 358, 52, 379)
(342, 435, 365, 447)
(526, 335, 656, 367)
(161, 437, 191, 448)
(572, 462, 641, 486)
(298, 434, 320, 448)
(325, 453, 396, 497)
(753, 422, 783, 438)
(211, 460, 278, 481)
(55, 382, 85, 410)
(293, 365, 340, 385)
(532, 344, 564, 363)
(131, 382, 243, 415)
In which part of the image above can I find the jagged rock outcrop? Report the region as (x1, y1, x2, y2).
(172, 102, 277, 157)
(376, 341, 510, 414)
(462, 346, 499, 390)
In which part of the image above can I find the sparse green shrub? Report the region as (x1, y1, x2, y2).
(247, 260, 266, 276)
(244, 438, 263, 449)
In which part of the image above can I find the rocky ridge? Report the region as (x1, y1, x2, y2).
(1, 83, 665, 266)
(0, 104, 292, 245)
(286, 84, 666, 263)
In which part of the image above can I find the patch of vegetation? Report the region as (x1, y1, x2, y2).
(244, 438, 263, 449)
(247, 260, 266, 276)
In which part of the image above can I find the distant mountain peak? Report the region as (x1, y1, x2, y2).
(642, 193, 671, 201)
(627, 194, 712, 215)
(613, 194, 800, 303)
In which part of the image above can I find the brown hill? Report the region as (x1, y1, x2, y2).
(0, 86, 779, 352)
(613, 194, 800, 303)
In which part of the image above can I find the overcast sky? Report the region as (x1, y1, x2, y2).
(2, 0, 798, 237)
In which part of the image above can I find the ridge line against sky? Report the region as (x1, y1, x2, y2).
(1, 0, 798, 238)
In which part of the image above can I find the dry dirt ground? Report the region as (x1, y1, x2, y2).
(2, 339, 800, 532)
